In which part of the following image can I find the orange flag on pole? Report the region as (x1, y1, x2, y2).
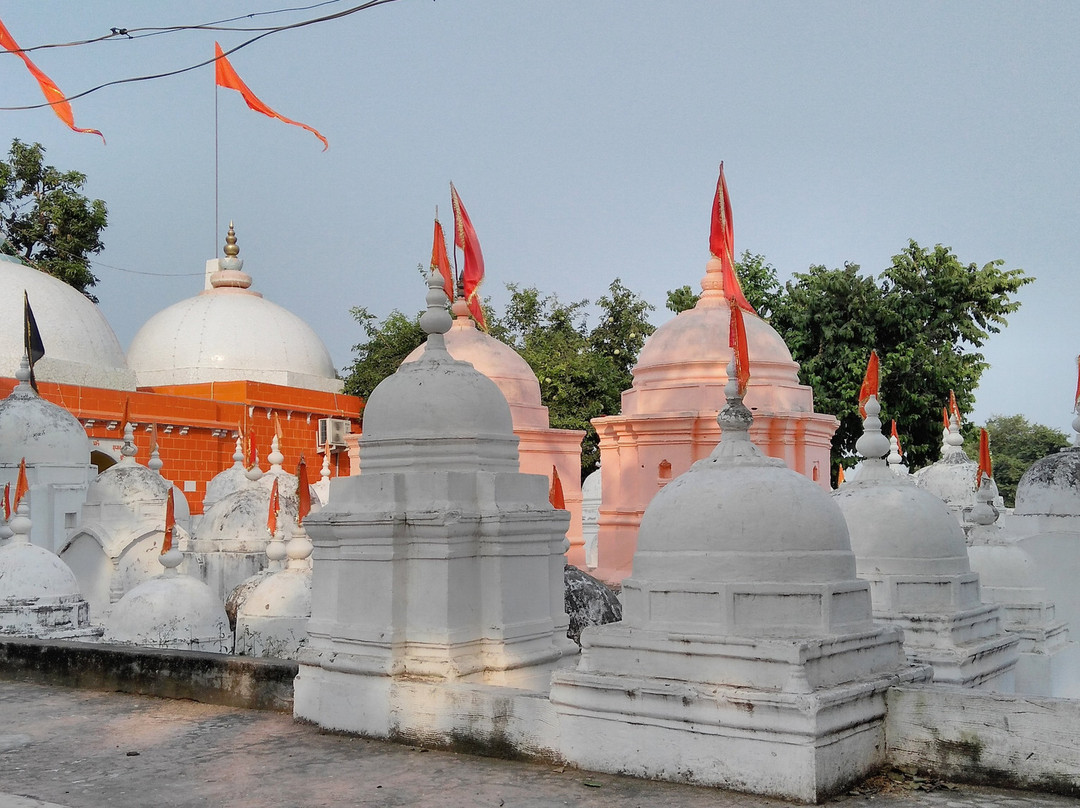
(13, 458, 29, 510)
(431, 216, 454, 303)
(976, 428, 993, 489)
(161, 489, 176, 554)
(549, 465, 566, 510)
(942, 407, 950, 430)
(891, 420, 903, 457)
(450, 182, 486, 330)
(709, 163, 756, 315)
(214, 42, 328, 151)
(837, 466, 846, 486)
(3, 482, 10, 521)
(0, 17, 104, 142)
(727, 297, 751, 396)
(296, 456, 311, 525)
(949, 390, 962, 426)
(858, 350, 880, 418)
(267, 476, 280, 536)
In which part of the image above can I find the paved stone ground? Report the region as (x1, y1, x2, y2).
(0, 680, 1075, 808)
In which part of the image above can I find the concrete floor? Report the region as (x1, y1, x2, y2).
(0, 680, 1075, 808)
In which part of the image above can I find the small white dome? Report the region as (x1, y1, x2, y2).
(239, 569, 311, 619)
(105, 573, 230, 653)
(196, 483, 299, 549)
(1014, 449, 1080, 517)
(126, 228, 341, 393)
(581, 466, 602, 506)
(0, 542, 82, 600)
(0, 363, 89, 467)
(0, 254, 135, 389)
(85, 460, 171, 506)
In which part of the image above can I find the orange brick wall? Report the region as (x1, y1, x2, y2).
(0, 378, 363, 515)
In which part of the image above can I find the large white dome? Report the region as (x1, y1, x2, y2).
(126, 228, 341, 393)
(0, 253, 135, 389)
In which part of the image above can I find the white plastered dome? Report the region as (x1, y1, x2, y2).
(1014, 448, 1080, 517)
(0, 253, 136, 390)
(0, 360, 89, 467)
(126, 226, 341, 393)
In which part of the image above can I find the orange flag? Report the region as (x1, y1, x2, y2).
(149, 422, 159, 455)
(858, 350, 880, 418)
(943, 407, 950, 430)
(976, 428, 993, 489)
(0, 17, 104, 142)
(890, 420, 903, 456)
(837, 466, 846, 486)
(431, 216, 455, 303)
(296, 456, 311, 525)
(120, 397, 132, 431)
(13, 458, 29, 510)
(727, 297, 750, 396)
(273, 413, 284, 444)
(214, 42, 328, 151)
(267, 476, 280, 536)
(949, 390, 962, 425)
(709, 163, 756, 315)
(3, 482, 10, 521)
(450, 182, 486, 330)
(161, 489, 176, 554)
(549, 465, 566, 510)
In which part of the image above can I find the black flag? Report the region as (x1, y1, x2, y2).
(23, 291, 44, 393)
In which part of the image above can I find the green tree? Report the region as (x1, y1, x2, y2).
(978, 414, 1069, 507)
(665, 251, 781, 316)
(770, 241, 1031, 474)
(342, 306, 425, 402)
(0, 139, 107, 299)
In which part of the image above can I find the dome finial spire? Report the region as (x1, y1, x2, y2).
(419, 272, 453, 356)
(224, 221, 240, 259)
(211, 220, 252, 288)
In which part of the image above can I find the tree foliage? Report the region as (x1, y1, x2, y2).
(342, 306, 425, 402)
(977, 414, 1069, 507)
(770, 241, 1031, 473)
(0, 139, 107, 299)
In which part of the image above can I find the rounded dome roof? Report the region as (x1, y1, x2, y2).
(126, 228, 341, 393)
(581, 466, 602, 506)
(238, 569, 311, 619)
(0, 362, 89, 467)
(402, 301, 546, 428)
(360, 278, 518, 473)
(1015, 448, 1080, 517)
(624, 259, 811, 416)
(0, 542, 82, 600)
(104, 573, 229, 649)
(196, 482, 299, 546)
(85, 459, 171, 506)
(834, 464, 972, 577)
(0, 253, 135, 390)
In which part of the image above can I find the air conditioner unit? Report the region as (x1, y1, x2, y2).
(317, 418, 350, 452)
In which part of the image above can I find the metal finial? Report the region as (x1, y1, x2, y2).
(224, 221, 240, 258)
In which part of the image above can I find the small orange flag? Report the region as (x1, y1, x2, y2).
(267, 476, 280, 536)
(0, 17, 104, 142)
(3, 482, 10, 521)
(710, 162, 756, 315)
(245, 430, 257, 470)
(214, 42, 328, 150)
(976, 428, 993, 489)
(837, 466, 846, 486)
(120, 397, 132, 431)
(161, 489, 176, 554)
(727, 297, 750, 396)
(273, 413, 284, 444)
(431, 216, 454, 303)
(943, 407, 950, 430)
(549, 465, 566, 510)
(450, 182, 486, 331)
(949, 390, 962, 426)
(891, 420, 903, 456)
(149, 422, 159, 455)
(296, 456, 311, 525)
(13, 458, 29, 510)
(858, 350, 880, 418)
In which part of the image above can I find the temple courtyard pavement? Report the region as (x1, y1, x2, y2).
(0, 680, 1075, 808)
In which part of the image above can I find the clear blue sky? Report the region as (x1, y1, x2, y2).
(3, 1, 1078, 436)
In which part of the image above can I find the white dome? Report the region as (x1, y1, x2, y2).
(239, 569, 311, 619)
(1014, 448, 1080, 517)
(104, 572, 230, 652)
(0, 254, 135, 389)
(0, 364, 89, 467)
(85, 459, 171, 506)
(0, 541, 82, 600)
(127, 233, 341, 393)
(195, 481, 299, 550)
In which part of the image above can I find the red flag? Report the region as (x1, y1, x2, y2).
(3, 482, 10, 521)
(431, 217, 454, 303)
(727, 297, 750, 396)
(267, 477, 280, 536)
(161, 489, 176, 554)
(0, 18, 104, 142)
(549, 465, 566, 510)
(976, 428, 993, 489)
(13, 458, 29, 510)
(942, 407, 950, 430)
(273, 413, 284, 444)
(214, 42, 328, 151)
(949, 390, 962, 426)
(858, 350, 880, 418)
(891, 420, 903, 457)
(449, 182, 486, 330)
(837, 466, 846, 486)
(709, 164, 756, 315)
(296, 456, 311, 525)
